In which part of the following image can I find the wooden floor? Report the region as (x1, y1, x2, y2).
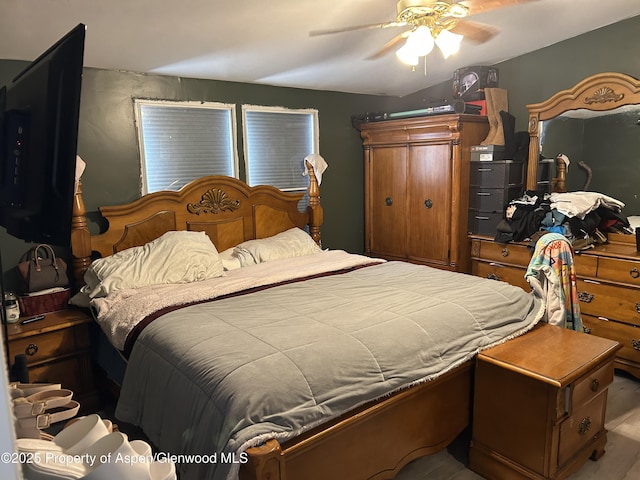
(396, 371, 640, 480)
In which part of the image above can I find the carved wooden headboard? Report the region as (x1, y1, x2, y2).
(70, 164, 323, 287)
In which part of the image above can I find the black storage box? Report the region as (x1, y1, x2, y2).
(453, 66, 499, 100)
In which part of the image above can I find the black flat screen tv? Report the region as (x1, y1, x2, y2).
(0, 23, 85, 246)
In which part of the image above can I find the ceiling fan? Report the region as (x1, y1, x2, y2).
(310, 0, 538, 66)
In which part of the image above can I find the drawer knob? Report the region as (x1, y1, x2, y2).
(583, 326, 592, 334)
(578, 417, 592, 435)
(631, 268, 640, 279)
(635, 303, 640, 314)
(25, 343, 38, 356)
(385, 197, 393, 206)
(632, 339, 640, 351)
(591, 378, 600, 392)
(501, 247, 509, 257)
(578, 291, 594, 303)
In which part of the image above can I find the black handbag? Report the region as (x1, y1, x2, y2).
(17, 244, 69, 293)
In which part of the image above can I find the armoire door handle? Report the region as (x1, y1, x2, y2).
(385, 197, 393, 206)
(424, 199, 433, 209)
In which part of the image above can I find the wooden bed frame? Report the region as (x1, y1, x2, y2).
(69, 164, 474, 480)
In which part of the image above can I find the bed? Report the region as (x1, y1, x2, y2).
(69, 164, 543, 480)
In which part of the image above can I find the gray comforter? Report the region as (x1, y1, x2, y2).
(115, 259, 543, 480)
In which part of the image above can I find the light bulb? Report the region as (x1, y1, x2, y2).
(395, 42, 419, 66)
(435, 30, 463, 59)
(405, 26, 434, 57)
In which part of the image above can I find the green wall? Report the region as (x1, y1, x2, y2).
(0, 62, 404, 290)
(2, 14, 640, 290)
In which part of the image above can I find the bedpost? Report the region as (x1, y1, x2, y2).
(241, 439, 285, 480)
(305, 160, 323, 246)
(70, 180, 92, 290)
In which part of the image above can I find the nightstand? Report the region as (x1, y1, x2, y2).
(6, 308, 99, 412)
(469, 323, 621, 480)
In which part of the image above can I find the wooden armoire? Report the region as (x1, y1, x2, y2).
(360, 114, 488, 272)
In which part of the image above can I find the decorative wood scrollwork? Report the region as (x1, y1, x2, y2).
(187, 188, 241, 215)
(578, 291, 594, 303)
(584, 87, 624, 105)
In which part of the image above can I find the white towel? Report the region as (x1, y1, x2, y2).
(303, 154, 328, 185)
(549, 191, 625, 219)
(75, 155, 86, 194)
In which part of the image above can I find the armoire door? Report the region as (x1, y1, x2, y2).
(367, 146, 407, 258)
(407, 143, 452, 265)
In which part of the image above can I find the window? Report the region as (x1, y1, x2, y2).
(242, 105, 319, 191)
(135, 100, 237, 194)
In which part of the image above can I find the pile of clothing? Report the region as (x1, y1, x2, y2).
(495, 190, 631, 249)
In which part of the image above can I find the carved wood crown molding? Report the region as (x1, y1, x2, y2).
(187, 188, 241, 214)
(584, 86, 625, 105)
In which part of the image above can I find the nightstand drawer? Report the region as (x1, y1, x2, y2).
(28, 356, 90, 393)
(577, 280, 640, 326)
(571, 360, 614, 411)
(558, 393, 606, 466)
(8, 323, 90, 366)
(582, 314, 640, 365)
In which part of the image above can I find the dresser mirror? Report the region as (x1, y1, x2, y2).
(526, 72, 640, 220)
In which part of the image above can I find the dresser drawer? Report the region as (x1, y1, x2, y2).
(8, 323, 91, 366)
(558, 392, 606, 466)
(473, 239, 532, 266)
(571, 360, 614, 411)
(573, 254, 598, 278)
(472, 261, 530, 291)
(576, 280, 640, 326)
(597, 257, 640, 286)
(582, 314, 640, 365)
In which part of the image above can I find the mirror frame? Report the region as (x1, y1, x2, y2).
(526, 72, 640, 191)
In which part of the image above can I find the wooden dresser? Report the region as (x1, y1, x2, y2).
(470, 323, 621, 479)
(359, 114, 488, 273)
(7, 308, 98, 412)
(471, 233, 640, 380)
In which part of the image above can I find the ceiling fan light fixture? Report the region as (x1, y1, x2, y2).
(407, 26, 435, 56)
(395, 26, 434, 65)
(395, 43, 420, 66)
(435, 29, 463, 59)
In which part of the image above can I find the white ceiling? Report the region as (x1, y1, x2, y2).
(1, 0, 639, 97)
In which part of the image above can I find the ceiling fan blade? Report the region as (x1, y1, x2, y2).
(366, 31, 413, 60)
(309, 21, 407, 37)
(460, 0, 539, 16)
(450, 19, 499, 44)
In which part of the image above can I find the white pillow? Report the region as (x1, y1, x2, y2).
(233, 227, 321, 266)
(84, 231, 224, 298)
(219, 248, 242, 271)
